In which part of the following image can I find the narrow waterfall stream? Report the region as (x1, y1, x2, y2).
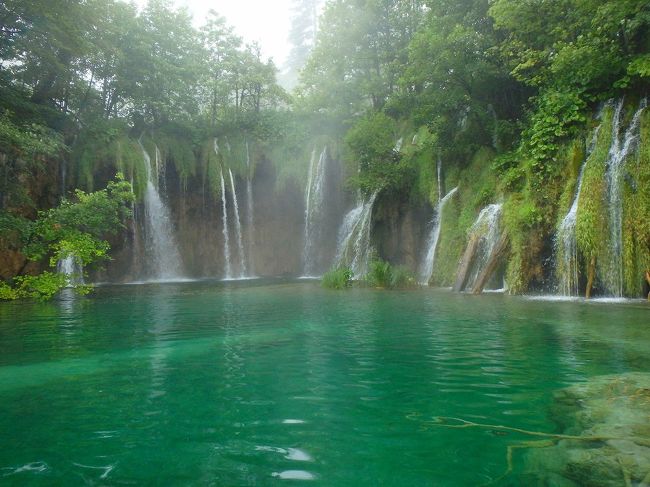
(554, 120, 603, 296)
(603, 98, 647, 297)
(302, 148, 328, 276)
(245, 141, 255, 276)
(57, 255, 84, 286)
(137, 140, 184, 280)
(418, 187, 458, 285)
(334, 190, 380, 277)
(219, 168, 232, 280)
(464, 203, 503, 291)
(228, 169, 247, 278)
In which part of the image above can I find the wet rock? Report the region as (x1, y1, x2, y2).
(524, 372, 650, 486)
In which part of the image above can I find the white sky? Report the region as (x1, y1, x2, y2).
(136, 0, 294, 65)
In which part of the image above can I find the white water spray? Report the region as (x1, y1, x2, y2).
(138, 140, 183, 280)
(302, 147, 328, 276)
(229, 168, 247, 277)
(603, 98, 646, 297)
(554, 120, 602, 296)
(334, 190, 380, 277)
(419, 187, 458, 285)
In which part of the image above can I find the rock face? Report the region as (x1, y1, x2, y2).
(523, 373, 650, 486)
(96, 155, 327, 281)
(373, 199, 428, 271)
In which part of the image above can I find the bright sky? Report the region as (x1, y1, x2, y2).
(137, 0, 294, 65)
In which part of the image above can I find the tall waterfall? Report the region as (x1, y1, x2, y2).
(464, 203, 503, 290)
(219, 168, 232, 279)
(334, 190, 380, 277)
(57, 255, 84, 286)
(603, 98, 647, 297)
(302, 147, 328, 276)
(138, 140, 183, 280)
(229, 168, 247, 277)
(554, 122, 602, 296)
(418, 187, 458, 285)
(245, 141, 255, 276)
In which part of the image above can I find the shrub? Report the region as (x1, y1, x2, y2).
(321, 267, 353, 290)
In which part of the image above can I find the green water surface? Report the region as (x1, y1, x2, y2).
(0, 280, 648, 485)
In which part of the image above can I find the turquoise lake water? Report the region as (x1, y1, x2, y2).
(0, 280, 648, 485)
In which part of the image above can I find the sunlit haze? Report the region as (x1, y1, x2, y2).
(136, 0, 293, 65)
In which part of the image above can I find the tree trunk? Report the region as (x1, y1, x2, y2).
(471, 233, 509, 295)
(453, 234, 479, 292)
(585, 256, 596, 299)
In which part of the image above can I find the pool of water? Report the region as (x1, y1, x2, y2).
(0, 280, 648, 485)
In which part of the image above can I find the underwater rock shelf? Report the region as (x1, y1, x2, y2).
(525, 373, 650, 486)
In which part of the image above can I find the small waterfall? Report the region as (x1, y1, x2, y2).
(228, 168, 247, 277)
(155, 145, 166, 193)
(603, 98, 647, 296)
(394, 138, 403, 153)
(554, 122, 602, 296)
(57, 255, 84, 286)
(334, 190, 380, 277)
(245, 141, 255, 276)
(302, 147, 328, 276)
(464, 203, 503, 290)
(138, 140, 183, 280)
(219, 168, 232, 279)
(418, 187, 458, 285)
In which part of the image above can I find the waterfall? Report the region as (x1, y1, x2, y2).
(229, 168, 247, 277)
(302, 147, 328, 276)
(464, 203, 503, 290)
(554, 122, 602, 296)
(394, 138, 403, 153)
(57, 255, 84, 286)
(219, 168, 232, 279)
(603, 98, 647, 297)
(245, 141, 255, 276)
(138, 140, 183, 280)
(418, 187, 458, 285)
(334, 190, 380, 277)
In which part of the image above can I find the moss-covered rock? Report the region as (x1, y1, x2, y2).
(524, 373, 650, 486)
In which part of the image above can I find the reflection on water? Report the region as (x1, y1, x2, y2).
(0, 282, 648, 485)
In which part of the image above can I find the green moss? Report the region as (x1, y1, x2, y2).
(622, 109, 650, 296)
(430, 146, 497, 286)
(555, 138, 586, 228)
(502, 192, 543, 293)
(576, 104, 613, 279)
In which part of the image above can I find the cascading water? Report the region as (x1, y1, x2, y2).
(302, 147, 328, 276)
(245, 141, 255, 276)
(603, 98, 647, 297)
(219, 168, 232, 279)
(554, 121, 602, 296)
(57, 255, 84, 286)
(464, 203, 503, 290)
(418, 187, 458, 285)
(394, 138, 403, 153)
(334, 190, 380, 277)
(229, 168, 247, 277)
(138, 140, 183, 280)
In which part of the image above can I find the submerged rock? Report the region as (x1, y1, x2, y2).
(524, 372, 650, 486)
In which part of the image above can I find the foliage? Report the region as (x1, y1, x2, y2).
(364, 258, 416, 289)
(0, 176, 133, 301)
(321, 267, 353, 290)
